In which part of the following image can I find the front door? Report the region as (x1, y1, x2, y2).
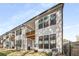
(27, 39, 32, 50)
(27, 38, 34, 50)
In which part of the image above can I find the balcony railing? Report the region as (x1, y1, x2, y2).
(26, 30, 35, 39)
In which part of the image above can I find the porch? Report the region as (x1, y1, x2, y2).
(26, 30, 35, 50)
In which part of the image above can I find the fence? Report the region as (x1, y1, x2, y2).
(63, 42, 79, 56)
(71, 46, 79, 56)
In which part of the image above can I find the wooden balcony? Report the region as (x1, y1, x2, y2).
(26, 30, 35, 39)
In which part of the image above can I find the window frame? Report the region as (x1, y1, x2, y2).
(16, 39, 22, 48)
(16, 29, 22, 36)
(39, 36, 44, 49)
(50, 34, 56, 49)
(44, 35, 49, 49)
(38, 34, 56, 49)
(44, 16, 49, 28)
(38, 18, 44, 29)
(50, 13, 56, 25)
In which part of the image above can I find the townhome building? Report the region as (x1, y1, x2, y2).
(0, 3, 64, 54)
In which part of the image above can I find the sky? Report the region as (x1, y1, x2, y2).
(0, 3, 79, 42)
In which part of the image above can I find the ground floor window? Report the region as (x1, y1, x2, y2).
(50, 34, 56, 49)
(50, 43, 56, 49)
(39, 36, 43, 49)
(44, 35, 49, 49)
(6, 41, 11, 48)
(39, 34, 56, 49)
(16, 40, 22, 50)
(39, 44, 43, 49)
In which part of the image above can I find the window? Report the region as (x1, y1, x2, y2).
(44, 21, 49, 28)
(50, 34, 56, 49)
(39, 19, 43, 23)
(16, 40, 22, 48)
(44, 16, 49, 28)
(6, 41, 10, 48)
(44, 16, 48, 20)
(44, 35, 49, 49)
(50, 34, 56, 40)
(39, 36, 43, 49)
(39, 23, 43, 29)
(38, 34, 56, 49)
(38, 19, 44, 29)
(16, 29, 22, 36)
(50, 14, 56, 25)
(50, 44, 56, 49)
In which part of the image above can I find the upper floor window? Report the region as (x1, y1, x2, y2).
(16, 29, 22, 36)
(39, 19, 43, 23)
(38, 14, 56, 29)
(38, 19, 44, 29)
(50, 14, 56, 25)
(44, 16, 48, 20)
(44, 16, 49, 28)
(38, 23, 43, 29)
(44, 21, 49, 28)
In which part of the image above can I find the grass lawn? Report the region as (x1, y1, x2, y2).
(8, 50, 48, 56)
(0, 49, 16, 56)
(7, 50, 28, 56)
(0, 49, 48, 56)
(24, 51, 47, 56)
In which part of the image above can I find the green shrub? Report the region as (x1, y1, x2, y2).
(47, 52, 52, 56)
(0, 52, 6, 56)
